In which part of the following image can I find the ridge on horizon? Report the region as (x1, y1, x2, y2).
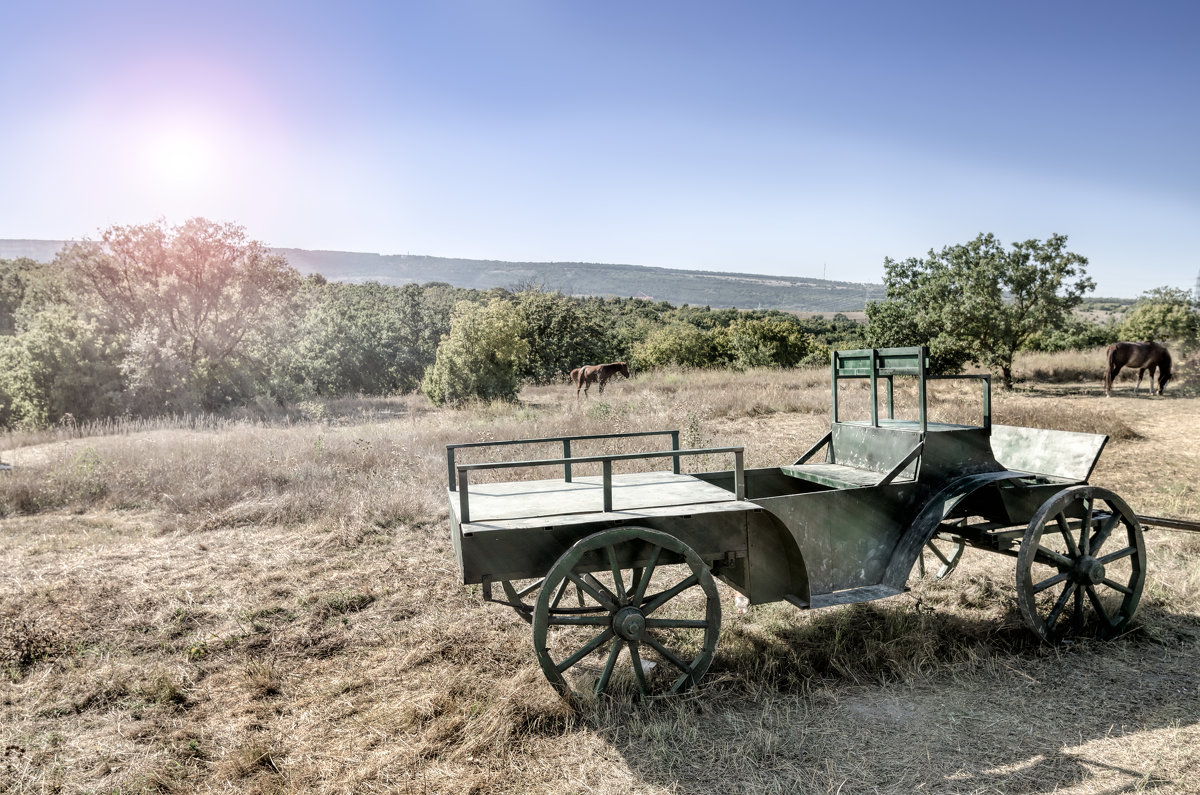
(1, 237, 879, 312)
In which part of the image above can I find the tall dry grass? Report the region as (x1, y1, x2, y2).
(1, 359, 1199, 793)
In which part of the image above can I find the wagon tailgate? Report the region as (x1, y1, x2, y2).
(990, 424, 1108, 483)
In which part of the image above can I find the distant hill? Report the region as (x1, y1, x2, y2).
(1, 239, 884, 312)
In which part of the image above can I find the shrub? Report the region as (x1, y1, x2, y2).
(422, 299, 530, 405)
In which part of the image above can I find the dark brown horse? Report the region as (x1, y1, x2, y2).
(1105, 341, 1172, 396)
(571, 362, 630, 398)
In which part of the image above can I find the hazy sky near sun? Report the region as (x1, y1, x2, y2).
(2, 0, 1196, 298)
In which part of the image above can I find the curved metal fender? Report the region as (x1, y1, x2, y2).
(882, 471, 1027, 589)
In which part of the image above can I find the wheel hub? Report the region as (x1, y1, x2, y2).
(1074, 555, 1106, 585)
(613, 606, 646, 640)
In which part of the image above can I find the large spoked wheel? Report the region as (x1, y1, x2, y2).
(531, 526, 721, 701)
(1017, 486, 1146, 644)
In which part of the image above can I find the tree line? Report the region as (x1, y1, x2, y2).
(0, 219, 1195, 427)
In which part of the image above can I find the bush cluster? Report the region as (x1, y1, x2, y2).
(0, 220, 866, 423)
(7, 222, 1185, 422)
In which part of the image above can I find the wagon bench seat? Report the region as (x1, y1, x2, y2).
(777, 462, 915, 489)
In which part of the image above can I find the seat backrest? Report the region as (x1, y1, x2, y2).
(828, 422, 921, 477)
(990, 424, 1108, 482)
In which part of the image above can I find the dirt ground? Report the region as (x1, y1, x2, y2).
(2, 377, 1199, 793)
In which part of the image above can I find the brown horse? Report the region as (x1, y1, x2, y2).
(1105, 341, 1172, 396)
(571, 362, 630, 398)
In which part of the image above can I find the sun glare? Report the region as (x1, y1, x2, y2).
(145, 129, 217, 189)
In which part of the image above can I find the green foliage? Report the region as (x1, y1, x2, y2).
(0, 306, 120, 427)
(422, 299, 530, 405)
(1024, 318, 1118, 352)
(284, 281, 454, 397)
(0, 223, 875, 426)
(632, 323, 721, 369)
(512, 289, 612, 383)
(0, 258, 38, 335)
(59, 218, 301, 412)
(1118, 286, 1200, 348)
(717, 316, 815, 369)
(865, 233, 1094, 388)
(0, 258, 66, 336)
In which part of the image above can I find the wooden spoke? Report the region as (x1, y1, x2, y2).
(545, 614, 614, 626)
(568, 571, 617, 611)
(632, 545, 663, 603)
(550, 577, 571, 609)
(1045, 583, 1073, 631)
(642, 573, 701, 616)
(1055, 513, 1080, 558)
(628, 642, 650, 695)
(644, 617, 709, 629)
(1033, 571, 1071, 594)
(1100, 578, 1134, 596)
(1099, 546, 1136, 565)
(606, 545, 627, 603)
(915, 524, 966, 580)
(642, 634, 693, 675)
(1086, 585, 1114, 627)
(1090, 511, 1119, 554)
(556, 628, 614, 673)
(595, 639, 624, 694)
(1034, 545, 1072, 569)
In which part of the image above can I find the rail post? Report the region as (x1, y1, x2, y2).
(602, 459, 613, 512)
(457, 467, 470, 524)
(563, 438, 573, 483)
(734, 450, 745, 500)
(671, 430, 681, 474)
(447, 447, 457, 491)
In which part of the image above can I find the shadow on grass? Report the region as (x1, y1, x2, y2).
(581, 600, 1200, 793)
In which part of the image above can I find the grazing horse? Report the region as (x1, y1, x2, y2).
(1105, 341, 1172, 396)
(571, 361, 630, 398)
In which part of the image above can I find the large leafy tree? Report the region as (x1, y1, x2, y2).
(58, 218, 300, 410)
(866, 233, 1094, 388)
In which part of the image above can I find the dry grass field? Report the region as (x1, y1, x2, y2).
(2, 348, 1200, 794)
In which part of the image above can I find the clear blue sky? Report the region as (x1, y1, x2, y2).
(2, 0, 1196, 298)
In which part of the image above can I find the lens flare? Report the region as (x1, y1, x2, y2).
(145, 129, 216, 189)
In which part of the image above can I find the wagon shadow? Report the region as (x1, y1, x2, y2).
(595, 601, 1200, 793)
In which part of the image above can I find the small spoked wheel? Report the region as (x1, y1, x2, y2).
(1017, 486, 1146, 644)
(917, 528, 966, 580)
(531, 526, 721, 701)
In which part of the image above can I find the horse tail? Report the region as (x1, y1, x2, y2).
(1104, 343, 1117, 394)
(570, 368, 581, 387)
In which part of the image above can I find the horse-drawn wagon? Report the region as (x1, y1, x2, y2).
(445, 347, 1150, 701)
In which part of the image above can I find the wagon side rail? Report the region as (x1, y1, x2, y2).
(445, 429, 682, 491)
(453, 446, 745, 524)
